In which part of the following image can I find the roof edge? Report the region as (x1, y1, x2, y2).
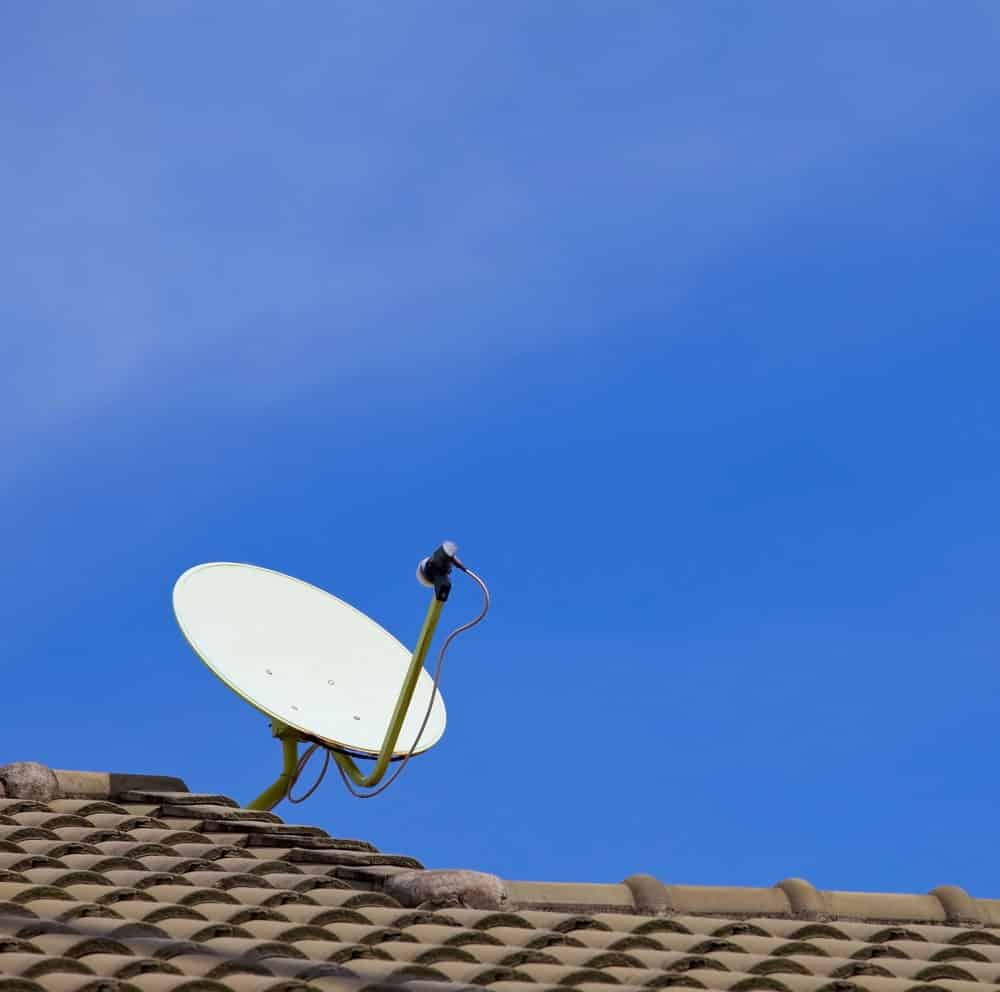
(0, 762, 190, 801)
(52, 768, 190, 797)
(6, 764, 990, 932)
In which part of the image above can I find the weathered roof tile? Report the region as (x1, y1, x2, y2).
(2, 766, 999, 992)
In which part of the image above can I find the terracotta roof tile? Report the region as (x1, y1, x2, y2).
(0, 956, 95, 979)
(3, 765, 1000, 992)
(1, 980, 112, 992)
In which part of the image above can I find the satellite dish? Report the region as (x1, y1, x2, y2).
(172, 546, 488, 809)
(174, 562, 447, 757)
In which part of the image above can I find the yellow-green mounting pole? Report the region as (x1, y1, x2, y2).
(247, 594, 444, 810)
(248, 725, 300, 811)
(331, 596, 443, 789)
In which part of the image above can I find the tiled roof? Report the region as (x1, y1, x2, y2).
(0, 763, 996, 992)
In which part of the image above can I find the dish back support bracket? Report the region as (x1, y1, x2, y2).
(247, 592, 445, 810)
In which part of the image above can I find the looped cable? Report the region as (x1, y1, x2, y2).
(287, 741, 330, 804)
(282, 564, 490, 803)
(337, 562, 490, 799)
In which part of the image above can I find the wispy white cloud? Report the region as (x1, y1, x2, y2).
(2, 2, 996, 450)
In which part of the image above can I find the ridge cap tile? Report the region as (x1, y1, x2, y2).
(157, 808, 281, 825)
(51, 773, 189, 801)
(116, 795, 237, 810)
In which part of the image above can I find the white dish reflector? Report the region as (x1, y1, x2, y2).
(173, 562, 447, 757)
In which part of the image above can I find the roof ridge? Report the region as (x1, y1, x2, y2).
(0, 764, 190, 803)
(504, 877, 992, 926)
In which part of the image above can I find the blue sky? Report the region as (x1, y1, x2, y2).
(3, 3, 999, 898)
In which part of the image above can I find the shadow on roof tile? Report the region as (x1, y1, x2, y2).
(584, 984, 706, 992)
(127, 834, 207, 849)
(315, 926, 416, 948)
(509, 924, 599, 948)
(286, 895, 393, 917)
(138, 889, 238, 909)
(713, 924, 774, 940)
(497, 961, 619, 985)
(0, 856, 66, 873)
(391, 945, 480, 966)
(108, 905, 206, 926)
(0, 953, 95, 977)
(0, 803, 50, 817)
(309, 944, 392, 964)
(0, 831, 58, 845)
(272, 911, 364, 931)
(483, 982, 568, 992)
(81, 955, 182, 979)
(49, 804, 132, 818)
(112, 976, 234, 992)
(749, 959, 813, 977)
(247, 878, 335, 896)
(167, 849, 245, 864)
(153, 954, 272, 980)
(85, 819, 169, 834)
(672, 970, 780, 992)
(218, 910, 290, 927)
(545, 948, 646, 970)
(928, 945, 991, 962)
(0, 884, 77, 905)
(24, 871, 117, 890)
(435, 912, 533, 932)
(64, 860, 147, 876)
(34, 903, 122, 924)
(950, 929, 1000, 945)
(118, 794, 237, 811)
(771, 942, 830, 959)
(488, 948, 563, 968)
(593, 936, 667, 954)
(22, 845, 99, 859)
(399, 925, 503, 949)
(157, 808, 280, 826)
(353, 910, 457, 931)
(19, 978, 133, 992)
(266, 961, 355, 983)
(850, 945, 908, 962)
(144, 920, 254, 943)
(56, 832, 134, 846)
(26, 934, 133, 959)
(342, 959, 470, 984)
(0, 935, 40, 953)
(14, 817, 91, 830)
